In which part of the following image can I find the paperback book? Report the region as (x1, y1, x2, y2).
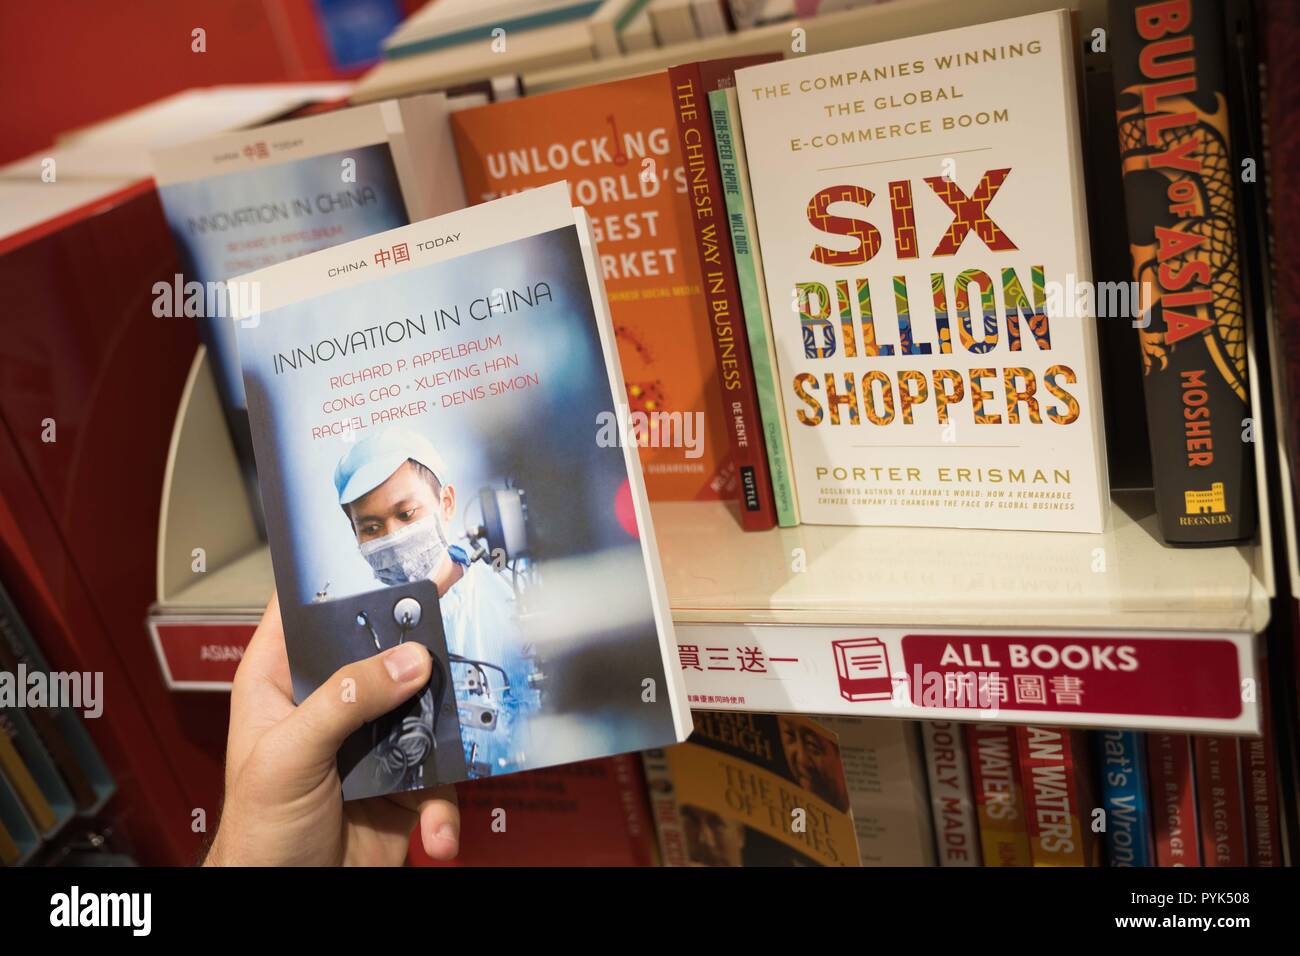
(1016, 725, 1100, 867)
(153, 96, 466, 526)
(735, 10, 1110, 531)
(231, 184, 691, 800)
(965, 723, 1031, 867)
(921, 721, 981, 866)
(1096, 729, 1154, 866)
(643, 712, 860, 866)
(1147, 733, 1201, 866)
(670, 57, 780, 530)
(1109, 0, 1256, 544)
(450, 73, 735, 504)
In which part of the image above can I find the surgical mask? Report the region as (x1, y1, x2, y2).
(359, 515, 449, 587)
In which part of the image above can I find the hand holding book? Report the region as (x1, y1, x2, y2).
(203, 594, 460, 867)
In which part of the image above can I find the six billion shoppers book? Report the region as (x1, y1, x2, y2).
(734, 10, 1110, 531)
(1108, 0, 1256, 544)
(230, 183, 691, 800)
(152, 95, 468, 530)
(450, 72, 736, 504)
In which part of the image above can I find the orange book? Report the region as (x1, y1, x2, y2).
(452, 73, 733, 502)
(1016, 725, 1101, 867)
(966, 724, 1032, 867)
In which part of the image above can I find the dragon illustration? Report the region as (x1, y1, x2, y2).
(1116, 90, 1248, 403)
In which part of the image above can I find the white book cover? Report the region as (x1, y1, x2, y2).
(816, 716, 936, 866)
(230, 183, 691, 799)
(736, 10, 1109, 531)
(921, 720, 981, 866)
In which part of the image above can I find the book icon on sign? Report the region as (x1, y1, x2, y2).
(832, 638, 893, 702)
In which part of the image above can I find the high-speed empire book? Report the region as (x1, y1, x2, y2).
(1109, 0, 1256, 544)
(735, 10, 1109, 531)
(231, 184, 691, 800)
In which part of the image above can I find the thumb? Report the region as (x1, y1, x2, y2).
(274, 642, 434, 776)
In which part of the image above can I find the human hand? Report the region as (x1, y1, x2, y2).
(204, 593, 460, 866)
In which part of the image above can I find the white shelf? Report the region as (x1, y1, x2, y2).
(651, 492, 1269, 634)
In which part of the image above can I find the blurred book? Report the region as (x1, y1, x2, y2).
(644, 712, 860, 866)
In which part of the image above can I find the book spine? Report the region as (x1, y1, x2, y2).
(1240, 735, 1281, 866)
(1147, 733, 1201, 865)
(640, 748, 689, 866)
(1240, 669, 1281, 866)
(0, 635, 96, 810)
(1016, 726, 1101, 867)
(0, 728, 54, 834)
(0, 815, 18, 866)
(708, 88, 798, 526)
(1108, 0, 1256, 544)
(920, 721, 981, 866)
(669, 63, 776, 530)
(610, 752, 659, 867)
(964, 724, 1031, 866)
(1193, 735, 1248, 866)
(1097, 730, 1154, 866)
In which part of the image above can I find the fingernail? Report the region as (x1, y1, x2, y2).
(437, 823, 458, 845)
(384, 643, 426, 682)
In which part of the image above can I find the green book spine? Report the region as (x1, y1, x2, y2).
(709, 87, 798, 526)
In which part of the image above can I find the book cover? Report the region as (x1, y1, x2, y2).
(153, 96, 466, 529)
(1147, 732, 1201, 866)
(1097, 729, 1154, 866)
(1108, 0, 1256, 544)
(231, 184, 691, 800)
(818, 716, 935, 866)
(1016, 725, 1100, 867)
(450, 72, 734, 504)
(920, 721, 981, 866)
(965, 723, 1031, 867)
(670, 57, 779, 530)
(734, 10, 1110, 531)
(1193, 734, 1247, 866)
(643, 711, 860, 866)
(408, 753, 656, 866)
(710, 84, 800, 526)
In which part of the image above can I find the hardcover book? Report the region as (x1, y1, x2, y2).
(710, 84, 800, 525)
(643, 712, 860, 866)
(153, 96, 466, 528)
(735, 10, 1110, 531)
(1193, 734, 1247, 866)
(1109, 0, 1256, 544)
(921, 720, 981, 866)
(450, 73, 735, 504)
(1016, 725, 1101, 867)
(1097, 729, 1154, 866)
(231, 184, 691, 800)
(670, 57, 780, 530)
(1147, 733, 1201, 866)
(965, 723, 1031, 867)
(818, 716, 935, 866)
(408, 754, 657, 866)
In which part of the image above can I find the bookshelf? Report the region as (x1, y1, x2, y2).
(150, 353, 1271, 734)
